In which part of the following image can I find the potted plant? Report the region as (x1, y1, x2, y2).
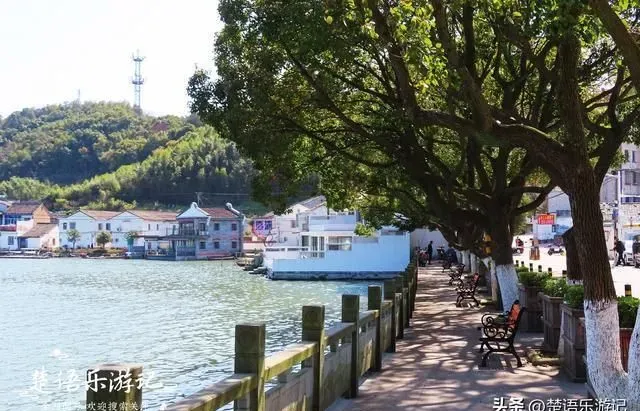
(618, 296, 639, 371)
(561, 284, 585, 382)
(517, 271, 548, 332)
(540, 277, 568, 352)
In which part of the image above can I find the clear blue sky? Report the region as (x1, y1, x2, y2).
(0, 0, 222, 118)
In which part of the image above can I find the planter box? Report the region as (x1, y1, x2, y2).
(540, 293, 563, 352)
(561, 304, 585, 382)
(518, 284, 544, 332)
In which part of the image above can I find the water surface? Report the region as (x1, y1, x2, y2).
(0, 259, 376, 410)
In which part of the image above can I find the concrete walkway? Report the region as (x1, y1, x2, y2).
(330, 265, 584, 411)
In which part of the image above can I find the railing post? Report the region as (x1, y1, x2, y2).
(402, 273, 410, 329)
(342, 294, 360, 399)
(368, 286, 383, 372)
(302, 305, 326, 411)
(383, 279, 396, 353)
(234, 323, 266, 411)
(395, 277, 405, 338)
(86, 364, 142, 411)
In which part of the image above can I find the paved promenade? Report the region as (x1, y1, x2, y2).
(330, 265, 584, 411)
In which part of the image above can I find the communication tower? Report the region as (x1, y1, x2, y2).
(131, 50, 145, 113)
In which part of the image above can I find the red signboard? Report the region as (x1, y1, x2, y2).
(537, 214, 555, 225)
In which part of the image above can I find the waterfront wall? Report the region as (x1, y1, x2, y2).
(85, 262, 418, 411)
(266, 233, 410, 277)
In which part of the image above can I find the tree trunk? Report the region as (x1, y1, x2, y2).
(489, 218, 518, 309)
(471, 253, 479, 273)
(562, 228, 583, 282)
(462, 250, 470, 271)
(568, 172, 628, 401)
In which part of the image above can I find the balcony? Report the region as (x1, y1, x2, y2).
(166, 227, 208, 237)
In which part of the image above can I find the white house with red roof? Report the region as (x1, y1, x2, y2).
(165, 202, 245, 260)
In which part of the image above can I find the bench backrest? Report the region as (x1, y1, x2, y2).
(470, 273, 480, 289)
(506, 301, 525, 336)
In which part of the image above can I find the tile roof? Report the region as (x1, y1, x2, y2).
(6, 201, 42, 214)
(80, 210, 121, 220)
(295, 195, 326, 210)
(201, 207, 241, 219)
(126, 210, 178, 221)
(20, 223, 57, 238)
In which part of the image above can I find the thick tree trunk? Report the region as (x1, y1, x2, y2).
(562, 228, 583, 282)
(462, 250, 470, 271)
(628, 310, 640, 408)
(568, 173, 628, 401)
(471, 253, 479, 273)
(489, 218, 518, 308)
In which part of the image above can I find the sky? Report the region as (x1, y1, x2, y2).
(0, 0, 223, 118)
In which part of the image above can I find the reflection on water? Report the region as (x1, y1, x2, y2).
(0, 259, 377, 410)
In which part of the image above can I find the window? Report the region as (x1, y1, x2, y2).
(327, 236, 352, 251)
(8, 236, 14, 245)
(106, 223, 111, 231)
(634, 172, 639, 186)
(231, 241, 237, 249)
(214, 241, 220, 249)
(625, 150, 630, 162)
(199, 222, 206, 232)
(290, 220, 297, 228)
(199, 241, 206, 250)
(625, 170, 633, 185)
(98, 223, 103, 230)
(156, 224, 159, 230)
(634, 151, 637, 163)
(214, 223, 220, 231)
(53, 239, 56, 245)
(231, 223, 237, 231)
(63, 223, 67, 230)
(70, 222, 76, 229)
(148, 224, 151, 230)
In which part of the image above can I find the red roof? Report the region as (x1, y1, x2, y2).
(6, 201, 42, 214)
(201, 207, 240, 219)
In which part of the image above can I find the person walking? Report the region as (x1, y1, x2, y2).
(614, 238, 626, 266)
(426, 241, 433, 265)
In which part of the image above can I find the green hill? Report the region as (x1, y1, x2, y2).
(0, 102, 195, 184)
(0, 102, 261, 212)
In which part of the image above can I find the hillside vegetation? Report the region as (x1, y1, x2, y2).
(0, 102, 195, 184)
(0, 102, 259, 212)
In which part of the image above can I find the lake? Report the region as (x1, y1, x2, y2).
(0, 259, 377, 411)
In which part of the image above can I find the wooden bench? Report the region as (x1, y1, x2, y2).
(446, 264, 465, 286)
(477, 300, 526, 367)
(455, 273, 480, 307)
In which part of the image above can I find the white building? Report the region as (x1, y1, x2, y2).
(262, 199, 410, 279)
(58, 209, 179, 249)
(0, 220, 58, 251)
(531, 187, 573, 241)
(601, 143, 640, 205)
(251, 196, 333, 247)
(108, 210, 178, 250)
(410, 228, 447, 249)
(58, 210, 121, 248)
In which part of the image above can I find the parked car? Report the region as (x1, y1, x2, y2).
(633, 238, 640, 268)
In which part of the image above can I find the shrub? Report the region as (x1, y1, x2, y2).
(543, 277, 569, 298)
(618, 296, 640, 328)
(564, 285, 584, 309)
(518, 271, 548, 287)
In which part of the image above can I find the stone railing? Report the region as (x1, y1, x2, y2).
(84, 263, 418, 411)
